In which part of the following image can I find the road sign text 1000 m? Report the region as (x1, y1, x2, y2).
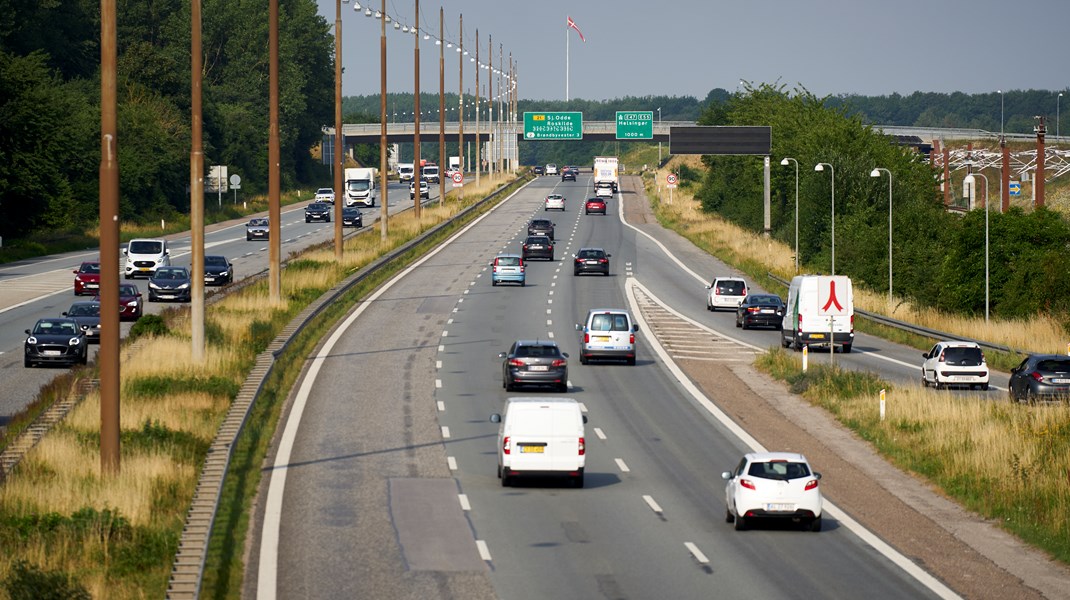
(524, 112, 583, 140)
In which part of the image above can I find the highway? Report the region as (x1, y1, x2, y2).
(253, 173, 960, 598)
(0, 182, 425, 422)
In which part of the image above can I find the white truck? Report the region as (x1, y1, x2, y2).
(449, 156, 461, 172)
(344, 167, 377, 208)
(397, 163, 415, 182)
(780, 275, 855, 353)
(593, 156, 619, 192)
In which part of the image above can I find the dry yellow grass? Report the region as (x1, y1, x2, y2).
(122, 334, 246, 380)
(644, 158, 1068, 353)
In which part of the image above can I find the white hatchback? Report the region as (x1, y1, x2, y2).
(921, 341, 990, 390)
(706, 276, 748, 311)
(545, 163, 559, 175)
(545, 194, 565, 211)
(722, 452, 823, 531)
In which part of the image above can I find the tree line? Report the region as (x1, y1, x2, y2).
(695, 83, 1070, 320)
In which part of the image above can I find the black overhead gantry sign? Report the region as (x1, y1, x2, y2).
(669, 126, 774, 235)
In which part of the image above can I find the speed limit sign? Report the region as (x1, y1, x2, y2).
(666, 173, 678, 188)
(451, 171, 464, 187)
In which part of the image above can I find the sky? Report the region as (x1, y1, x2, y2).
(315, 0, 1069, 103)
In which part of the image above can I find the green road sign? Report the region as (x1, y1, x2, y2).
(616, 111, 653, 139)
(524, 112, 583, 140)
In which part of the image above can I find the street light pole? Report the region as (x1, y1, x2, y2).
(1058, 92, 1063, 141)
(814, 162, 835, 275)
(412, 0, 420, 219)
(871, 168, 893, 304)
(780, 157, 799, 273)
(965, 173, 990, 322)
(332, 0, 343, 260)
(378, 0, 388, 241)
(998, 89, 1004, 137)
(657, 107, 662, 166)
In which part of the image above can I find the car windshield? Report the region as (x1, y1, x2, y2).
(591, 314, 630, 332)
(942, 347, 983, 365)
(748, 460, 811, 481)
(156, 269, 185, 280)
(119, 285, 139, 296)
(249, 219, 268, 227)
(716, 280, 746, 294)
(317, 188, 332, 194)
(1036, 359, 1070, 373)
(514, 345, 561, 358)
(68, 304, 100, 316)
(79, 263, 101, 274)
(205, 256, 227, 266)
(35, 321, 79, 335)
(347, 180, 370, 192)
(308, 203, 327, 209)
(344, 208, 360, 215)
(129, 240, 163, 254)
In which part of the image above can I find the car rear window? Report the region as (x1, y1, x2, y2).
(942, 347, 983, 365)
(1037, 359, 1070, 372)
(748, 461, 811, 480)
(515, 345, 561, 358)
(717, 280, 746, 295)
(578, 250, 603, 258)
(497, 257, 520, 266)
(591, 314, 630, 332)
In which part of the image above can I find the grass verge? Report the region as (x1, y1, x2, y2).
(757, 348, 1070, 564)
(0, 174, 526, 598)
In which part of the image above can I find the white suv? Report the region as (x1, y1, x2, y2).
(545, 163, 559, 175)
(124, 238, 171, 279)
(575, 308, 638, 365)
(706, 276, 748, 311)
(921, 341, 990, 390)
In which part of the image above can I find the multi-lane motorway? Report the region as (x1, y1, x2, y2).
(0, 182, 423, 421)
(251, 173, 975, 598)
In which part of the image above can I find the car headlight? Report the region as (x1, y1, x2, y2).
(125, 300, 138, 307)
(69, 337, 81, 346)
(27, 336, 37, 344)
(219, 271, 229, 277)
(149, 282, 160, 289)
(177, 283, 189, 289)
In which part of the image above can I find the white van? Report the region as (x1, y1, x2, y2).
(123, 238, 171, 279)
(397, 163, 415, 182)
(490, 397, 587, 487)
(575, 308, 639, 365)
(780, 275, 854, 352)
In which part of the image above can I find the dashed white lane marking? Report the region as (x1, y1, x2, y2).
(578, 402, 588, 413)
(642, 495, 663, 514)
(547, 299, 553, 304)
(447, 456, 458, 470)
(476, 540, 492, 561)
(546, 309, 552, 314)
(685, 542, 710, 564)
(546, 320, 552, 326)
(438, 344, 445, 352)
(594, 427, 607, 440)
(458, 494, 472, 511)
(436, 360, 442, 369)
(435, 379, 443, 389)
(441, 426, 451, 438)
(457, 298, 464, 303)
(463, 289, 469, 294)
(447, 318, 454, 324)
(615, 458, 630, 473)
(548, 290, 554, 296)
(437, 401, 446, 412)
(442, 330, 449, 337)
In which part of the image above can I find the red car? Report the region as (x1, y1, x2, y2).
(73, 261, 101, 295)
(585, 198, 607, 215)
(94, 283, 144, 321)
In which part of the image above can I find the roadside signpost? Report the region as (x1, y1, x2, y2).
(666, 172, 678, 204)
(451, 171, 464, 188)
(523, 112, 583, 140)
(1009, 181, 1021, 196)
(616, 111, 653, 139)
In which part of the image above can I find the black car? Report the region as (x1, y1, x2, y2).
(204, 255, 234, 286)
(500, 340, 569, 392)
(1008, 354, 1070, 403)
(528, 218, 556, 240)
(342, 206, 363, 228)
(62, 301, 102, 344)
(573, 248, 610, 276)
(532, 165, 545, 175)
(522, 235, 554, 261)
(148, 266, 192, 302)
(305, 202, 331, 223)
(735, 294, 785, 329)
(24, 318, 88, 367)
(561, 168, 576, 182)
(246, 218, 269, 241)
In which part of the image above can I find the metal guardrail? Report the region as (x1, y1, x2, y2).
(765, 273, 1025, 356)
(166, 178, 528, 599)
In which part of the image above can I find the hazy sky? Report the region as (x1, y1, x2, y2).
(316, 0, 1069, 102)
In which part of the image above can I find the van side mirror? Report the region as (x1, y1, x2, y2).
(489, 413, 501, 423)
(632, 324, 640, 332)
(582, 415, 588, 424)
(574, 323, 583, 331)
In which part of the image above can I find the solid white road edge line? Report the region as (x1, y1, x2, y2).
(256, 180, 532, 599)
(624, 277, 961, 600)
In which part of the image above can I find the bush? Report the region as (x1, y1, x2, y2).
(2, 560, 90, 600)
(128, 314, 169, 340)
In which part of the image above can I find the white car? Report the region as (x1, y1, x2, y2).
(706, 276, 748, 311)
(595, 182, 614, 198)
(921, 341, 990, 390)
(722, 452, 823, 531)
(314, 187, 335, 203)
(545, 163, 559, 175)
(544, 194, 565, 211)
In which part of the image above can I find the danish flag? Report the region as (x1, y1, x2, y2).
(566, 16, 585, 42)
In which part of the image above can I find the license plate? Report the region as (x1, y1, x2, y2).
(520, 446, 544, 453)
(43, 350, 62, 356)
(528, 365, 549, 371)
(760, 309, 773, 313)
(139, 268, 151, 272)
(594, 336, 610, 342)
(160, 294, 174, 299)
(947, 376, 968, 382)
(810, 333, 825, 339)
(766, 503, 795, 512)
(586, 260, 599, 264)
(1052, 378, 1070, 384)
(86, 284, 98, 288)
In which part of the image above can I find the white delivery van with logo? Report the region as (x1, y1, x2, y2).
(780, 275, 854, 352)
(490, 397, 587, 488)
